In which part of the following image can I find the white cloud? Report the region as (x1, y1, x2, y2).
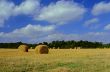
(0, 24, 56, 43)
(1, 0, 110, 43)
(84, 18, 100, 29)
(84, 18, 99, 26)
(0, 1, 15, 27)
(13, 0, 40, 15)
(1, 27, 110, 43)
(84, 32, 109, 43)
(42, 33, 79, 41)
(36, 0, 86, 24)
(42, 32, 110, 43)
(92, 2, 110, 15)
(0, 0, 40, 27)
(0, 0, 86, 27)
(104, 24, 110, 30)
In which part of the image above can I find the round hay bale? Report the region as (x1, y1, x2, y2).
(18, 45, 29, 52)
(35, 45, 49, 54)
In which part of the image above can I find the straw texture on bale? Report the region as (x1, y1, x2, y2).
(18, 45, 29, 52)
(35, 45, 49, 54)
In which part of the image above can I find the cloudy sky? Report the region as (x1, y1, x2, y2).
(0, 0, 110, 43)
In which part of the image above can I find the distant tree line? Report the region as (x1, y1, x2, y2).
(0, 40, 110, 49)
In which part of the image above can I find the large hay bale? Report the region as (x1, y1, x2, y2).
(18, 45, 29, 52)
(35, 45, 49, 54)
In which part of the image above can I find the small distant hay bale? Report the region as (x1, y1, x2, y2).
(70, 48, 72, 49)
(18, 45, 29, 52)
(74, 47, 77, 49)
(77, 47, 81, 49)
(35, 45, 49, 54)
(96, 48, 100, 49)
(30, 47, 33, 49)
(53, 47, 55, 49)
(104, 47, 107, 49)
(58, 47, 60, 49)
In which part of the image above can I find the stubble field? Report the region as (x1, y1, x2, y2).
(0, 48, 110, 72)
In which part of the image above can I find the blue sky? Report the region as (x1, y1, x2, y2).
(0, 0, 110, 43)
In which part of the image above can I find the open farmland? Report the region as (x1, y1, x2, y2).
(0, 49, 110, 72)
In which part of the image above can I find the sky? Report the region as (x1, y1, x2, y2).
(0, 0, 110, 43)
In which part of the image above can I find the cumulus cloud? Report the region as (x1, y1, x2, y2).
(84, 18, 99, 26)
(0, 0, 86, 27)
(0, 24, 56, 43)
(0, 1, 15, 27)
(0, 26, 110, 43)
(104, 24, 110, 30)
(92, 2, 110, 15)
(84, 18, 100, 29)
(42, 32, 110, 43)
(13, 0, 40, 15)
(84, 32, 109, 43)
(42, 33, 79, 41)
(1, 0, 109, 43)
(0, 0, 40, 27)
(36, 0, 86, 24)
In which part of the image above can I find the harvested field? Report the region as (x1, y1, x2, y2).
(0, 48, 110, 72)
